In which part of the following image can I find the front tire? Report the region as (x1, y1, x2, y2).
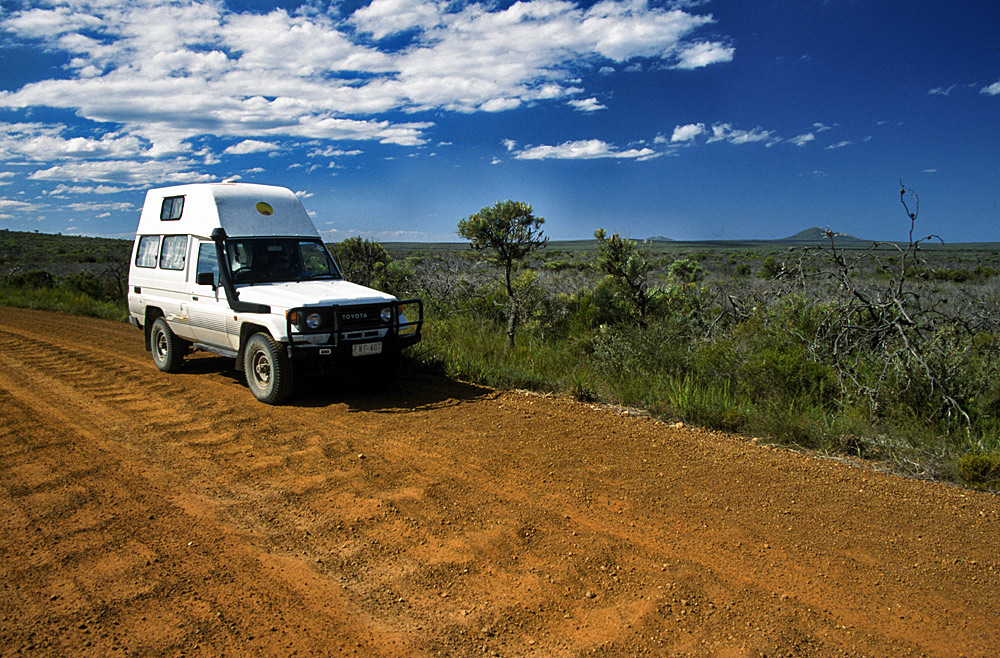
(243, 332, 293, 404)
(150, 317, 185, 373)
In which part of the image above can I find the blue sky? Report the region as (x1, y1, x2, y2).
(0, 0, 997, 242)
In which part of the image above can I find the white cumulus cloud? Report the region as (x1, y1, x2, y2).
(513, 139, 658, 161)
(28, 159, 215, 186)
(46, 184, 129, 195)
(350, 0, 445, 40)
(223, 140, 281, 155)
(568, 97, 607, 112)
(0, 0, 735, 152)
(706, 123, 778, 146)
(0, 0, 739, 196)
(65, 201, 135, 212)
(0, 122, 147, 161)
(674, 41, 734, 69)
(928, 84, 957, 96)
(981, 79, 1000, 95)
(307, 147, 364, 158)
(0, 198, 36, 212)
(788, 133, 815, 147)
(671, 122, 705, 142)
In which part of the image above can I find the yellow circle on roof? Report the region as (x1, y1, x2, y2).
(256, 202, 273, 216)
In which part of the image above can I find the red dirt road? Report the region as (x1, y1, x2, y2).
(1, 306, 998, 657)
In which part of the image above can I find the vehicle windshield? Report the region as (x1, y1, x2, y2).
(226, 238, 343, 284)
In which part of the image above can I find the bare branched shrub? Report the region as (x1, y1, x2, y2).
(784, 183, 972, 431)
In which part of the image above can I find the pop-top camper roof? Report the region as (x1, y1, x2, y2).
(137, 183, 320, 239)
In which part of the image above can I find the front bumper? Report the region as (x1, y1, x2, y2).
(285, 298, 423, 360)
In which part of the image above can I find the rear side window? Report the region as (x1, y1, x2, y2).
(160, 196, 184, 220)
(159, 235, 188, 270)
(135, 235, 160, 268)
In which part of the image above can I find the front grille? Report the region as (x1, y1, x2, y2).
(337, 304, 385, 330)
(342, 329, 384, 341)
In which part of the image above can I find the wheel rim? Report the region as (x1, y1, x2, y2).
(251, 349, 272, 388)
(154, 330, 168, 360)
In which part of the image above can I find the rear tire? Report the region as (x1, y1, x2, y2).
(244, 332, 293, 404)
(150, 318, 185, 373)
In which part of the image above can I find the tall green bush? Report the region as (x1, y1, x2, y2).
(593, 228, 652, 325)
(458, 200, 547, 347)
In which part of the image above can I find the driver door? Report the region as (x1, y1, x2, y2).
(188, 241, 233, 349)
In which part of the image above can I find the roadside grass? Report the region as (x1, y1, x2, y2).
(0, 285, 127, 322)
(410, 313, 596, 394)
(415, 294, 1000, 492)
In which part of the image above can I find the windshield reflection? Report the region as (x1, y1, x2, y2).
(227, 238, 343, 284)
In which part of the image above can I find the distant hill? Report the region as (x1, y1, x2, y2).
(640, 227, 867, 245)
(783, 227, 864, 242)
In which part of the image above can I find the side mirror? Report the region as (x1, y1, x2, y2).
(196, 272, 216, 288)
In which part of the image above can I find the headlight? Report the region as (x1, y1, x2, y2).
(306, 312, 322, 329)
(380, 306, 393, 323)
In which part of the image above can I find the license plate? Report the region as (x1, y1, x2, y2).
(351, 342, 382, 357)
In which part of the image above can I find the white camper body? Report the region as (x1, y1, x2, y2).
(127, 182, 422, 403)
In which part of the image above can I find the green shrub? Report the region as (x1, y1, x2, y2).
(591, 321, 688, 382)
(956, 453, 1000, 489)
(382, 259, 418, 298)
(8, 270, 55, 288)
(569, 370, 599, 402)
(541, 258, 572, 272)
(665, 374, 747, 431)
(534, 291, 599, 339)
(922, 266, 1000, 283)
(746, 399, 829, 450)
(63, 271, 104, 299)
(586, 277, 629, 326)
(594, 229, 653, 325)
(693, 300, 837, 408)
(667, 257, 704, 283)
(758, 255, 781, 278)
(334, 236, 390, 288)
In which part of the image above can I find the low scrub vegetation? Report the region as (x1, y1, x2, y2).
(0, 280, 126, 322)
(2, 189, 999, 491)
(410, 188, 1000, 490)
(1, 266, 127, 322)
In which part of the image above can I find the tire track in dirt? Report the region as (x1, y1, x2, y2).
(1, 307, 1000, 657)
(0, 321, 416, 657)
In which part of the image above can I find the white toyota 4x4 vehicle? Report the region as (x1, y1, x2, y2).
(127, 182, 422, 404)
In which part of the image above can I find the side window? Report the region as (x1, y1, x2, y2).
(196, 242, 219, 286)
(159, 235, 188, 270)
(160, 196, 184, 221)
(135, 235, 160, 268)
